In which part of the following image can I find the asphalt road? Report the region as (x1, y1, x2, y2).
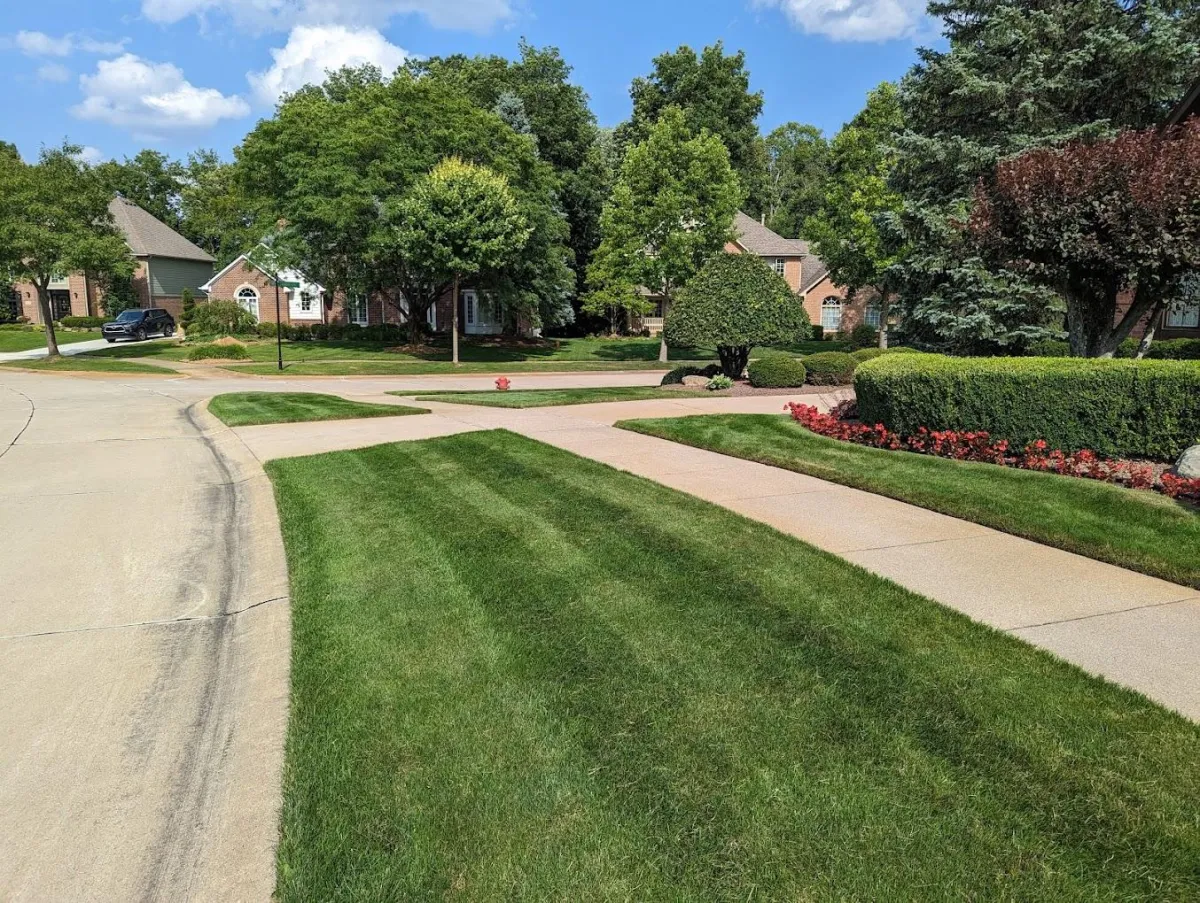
(0, 370, 290, 902)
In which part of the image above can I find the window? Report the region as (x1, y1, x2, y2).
(772, 258, 786, 276)
(299, 292, 313, 313)
(864, 303, 882, 329)
(348, 295, 368, 326)
(821, 296, 843, 332)
(236, 286, 260, 320)
(1166, 297, 1199, 329)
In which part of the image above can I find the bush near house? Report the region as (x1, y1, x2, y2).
(851, 347, 886, 363)
(1028, 337, 1200, 360)
(58, 316, 105, 328)
(188, 300, 258, 338)
(185, 342, 252, 361)
(748, 354, 807, 388)
(802, 351, 858, 385)
(855, 354, 1200, 460)
(841, 323, 879, 350)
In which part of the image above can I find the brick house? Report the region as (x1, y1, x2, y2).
(9, 196, 215, 323)
(641, 212, 874, 337)
(201, 246, 532, 337)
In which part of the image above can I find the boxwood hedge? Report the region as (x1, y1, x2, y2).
(802, 351, 858, 386)
(748, 354, 807, 388)
(855, 354, 1200, 460)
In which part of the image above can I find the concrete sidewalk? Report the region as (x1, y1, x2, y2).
(232, 390, 1200, 721)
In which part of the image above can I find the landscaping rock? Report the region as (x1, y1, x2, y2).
(1174, 444, 1200, 479)
(681, 375, 710, 387)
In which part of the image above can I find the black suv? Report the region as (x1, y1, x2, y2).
(102, 308, 176, 342)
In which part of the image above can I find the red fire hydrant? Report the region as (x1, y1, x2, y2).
(495, 376, 511, 391)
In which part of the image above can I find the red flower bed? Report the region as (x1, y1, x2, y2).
(786, 402, 1200, 503)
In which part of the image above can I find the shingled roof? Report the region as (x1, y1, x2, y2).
(107, 196, 215, 263)
(731, 211, 809, 257)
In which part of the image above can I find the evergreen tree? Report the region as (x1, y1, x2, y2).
(892, 0, 1200, 352)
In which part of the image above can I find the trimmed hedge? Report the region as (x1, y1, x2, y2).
(186, 342, 251, 362)
(1028, 337, 1200, 361)
(748, 354, 807, 388)
(59, 316, 105, 329)
(660, 363, 721, 386)
(851, 347, 886, 363)
(855, 354, 1200, 460)
(803, 351, 857, 386)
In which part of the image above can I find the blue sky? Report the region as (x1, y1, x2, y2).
(0, 0, 932, 165)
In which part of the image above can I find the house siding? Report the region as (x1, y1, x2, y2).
(149, 258, 214, 300)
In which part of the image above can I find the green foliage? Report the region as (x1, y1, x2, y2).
(843, 323, 880, 350)
(660, 363, 721, 385)
(892, 0, 1200, 351)
(803, 351, 858, 385)
(185, 342, 252, 361)
(97, 273, 141, 316)
(851, 347, 886, 363)
(665, 253, 809, 378)
(706, 374, 734, 391)
(58, 316, 105, 328)
(620, 42, 767, 212)
(586, 107, 742, 329)
(748, 354, 807, 388)
(96, 150, 184, 230)
(810, 324, 824, 341)
(179, 288, 196, 331)
(763, 123, 829, 238)
(855, 354, 1200, 460)
(1142, 338, 1200, 361)
(188, 300, 258, 337)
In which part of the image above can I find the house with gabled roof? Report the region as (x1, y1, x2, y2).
(10, 196, 216, 323)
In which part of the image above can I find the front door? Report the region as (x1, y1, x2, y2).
(49, 290, 72, 321)
(463, 290, 500, 335)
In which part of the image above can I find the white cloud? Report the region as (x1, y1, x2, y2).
(141, 0, 511, 33)
(76, 146, 105, 165)
(753, 0, 926, 41)
(248, 25, 407, 104)
(73, 53, 250, 135)
(15, 31, 128, 57)
(37, 62, 72, 82)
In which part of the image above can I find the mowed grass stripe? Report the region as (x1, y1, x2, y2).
(207, 392, 428, 427)
(267, 431, 1200, 901)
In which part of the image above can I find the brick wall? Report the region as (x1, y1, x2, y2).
(802, 276, 876, 335)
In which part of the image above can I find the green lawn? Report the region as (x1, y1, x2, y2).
(227, 359, 714, 376)
(0, 330, 99, 353)
(208, 392, 428, 427)
(266, 430, 1200, 901)
(620, 414, 1200, 589)
(404, 386, 715, 408)
(0, 357, 172, 374)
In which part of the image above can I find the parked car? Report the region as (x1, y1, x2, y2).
(102, 308, 176, 342)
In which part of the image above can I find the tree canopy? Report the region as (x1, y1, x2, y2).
(892, 0, 1200, 352)
(763, 123, 829, 238)
(585, 107, 742, 339)
(0, 143, 133, 355)
(665, 252, 810, 377)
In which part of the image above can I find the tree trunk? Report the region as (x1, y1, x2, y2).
(877, 292, 890, 349)
(716, 345, 749, 379)
(36, 282, 60, 358)
(1135, 298, 1167, 359)
(451, 274, 460, 365)
(658, 292, 669, 362)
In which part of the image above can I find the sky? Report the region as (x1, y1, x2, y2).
(0, 0, 936, 166)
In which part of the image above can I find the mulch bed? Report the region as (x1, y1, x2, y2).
(660, 382, 837, 398)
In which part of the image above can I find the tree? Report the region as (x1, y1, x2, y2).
(585, 107, 743, 358)
(96, 150, 185, 230)
(665, 253, 810, 377)
(0, 144, 133, 356)
(620, 42, 766, 214)
(236, 66, 572, 340)
(389, 158, 530, 362)
(179, 150, 260, 266)
(968, 120, 1200, 357)
(763, 123, 829, 238)
(805, 83, 906, 348)
(892, 0, 1200, 352)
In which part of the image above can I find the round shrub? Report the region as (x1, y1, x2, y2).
(854, 353, 1200, 460)
(851, 347, 885, 363)
(748, 354, 807, 388)
(660, 363, 721, 386)
(843, 323, 879, 350)
(882, 346, 923, 354)
(803, 351, 857, 385)
(185, 342, 251, 362)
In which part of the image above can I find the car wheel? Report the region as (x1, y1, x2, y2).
(105, 338, 115, 343)
(163, 325, 175, 337)
(135, 328, 147, 341)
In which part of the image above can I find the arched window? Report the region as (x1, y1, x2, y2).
(821, 296, 842, 332)
(864, 303, 881, 329)
(236, 286, 260, 321)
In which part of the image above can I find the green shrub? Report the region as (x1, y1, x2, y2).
(748, 354, 807, 388)
(883, 346, 923, 354)
(810, 324, 824, 341)
(851, 347, 886, 363)
(660, 363, 721, 386)
(58, 316, 105, 329)
(1026, 338, 1071, 357)
(803, 351, 858, 386)
(854, 354, 1200, 460)
(179, 288, 197, 332)
(1145, 338, 1200, 360)
(706, 374, 734, 391)
(188, 300, 258, 337)
(256, 321, 279, 339)
(185, 342, 252, 362)
(843, 323, 879, 350)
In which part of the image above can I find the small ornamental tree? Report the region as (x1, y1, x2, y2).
(391, 158, 530, 362)
(665, 252, 810, 378)
(969, 120, 1200, 357)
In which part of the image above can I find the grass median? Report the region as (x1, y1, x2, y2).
(207, 392, 428, 427)
(619, 413, 1200, 588)
(266, 429, 1200, 901)
(0, 330, 99, 353)
(405, 386, 714, 408)
(0, 357, 172, 374)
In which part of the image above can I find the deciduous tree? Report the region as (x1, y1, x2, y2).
(763, 122, 828, 238)
(0, 144, 132, 356)
(969, 120, 1200, 357)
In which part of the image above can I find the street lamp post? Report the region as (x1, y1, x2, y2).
(274, 279, 283, 371)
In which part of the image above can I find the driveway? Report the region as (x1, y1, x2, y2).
(0, 371, 290, 901)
